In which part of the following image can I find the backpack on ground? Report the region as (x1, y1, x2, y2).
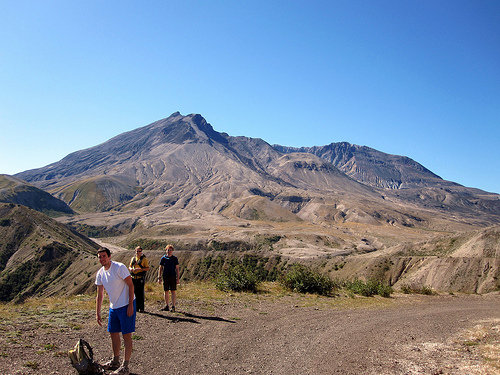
(68, 338, 104, 375)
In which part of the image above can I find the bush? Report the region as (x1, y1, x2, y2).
(400, 284, 436, 295)
(215, 264, 259, 292)
(344, 279, 393, 297)
(279, 264, 336, 296)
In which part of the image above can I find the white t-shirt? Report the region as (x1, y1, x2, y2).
(95, 261, 134, 309)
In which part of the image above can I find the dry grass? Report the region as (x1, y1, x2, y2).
(458, 320, 500, 372)
(0, 280, 399, 317)
(144, 280, 399, 311)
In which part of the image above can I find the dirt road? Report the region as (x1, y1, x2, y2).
(1, 293, 499, 375)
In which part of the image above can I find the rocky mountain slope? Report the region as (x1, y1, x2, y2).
(15, 112, 499, 231)
(0, 174, 73, 216)
(274, 142, 446, 190)
(0, 203, 99, 301)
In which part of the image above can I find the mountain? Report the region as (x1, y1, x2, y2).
(15, 112, 499, 230)
(273, 142, 447, 190)
(10, 112, 500, 294)
(0, 203, 99, 301)
(274, 142, 500, 225)
(0, 174, 73, 216)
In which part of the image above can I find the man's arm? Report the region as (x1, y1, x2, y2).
(158, 265, 163, 283)
(175, 264, 180, 284)
(124, 275, 134, 317)
(96, 284, 104, 326)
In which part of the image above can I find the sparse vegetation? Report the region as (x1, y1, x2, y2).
(279, 264, 338, 296)
(344, 278, 393, 297)
(215, 263, 260, 292)
(23, 361, 39, 369)
(69, 223, 122, 238)
(400, 284, 436, 295)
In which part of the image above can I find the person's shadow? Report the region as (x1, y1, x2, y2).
(143, 311, 200, 324)
(178, 311, 237, 323)
(144, 310, 236, 324)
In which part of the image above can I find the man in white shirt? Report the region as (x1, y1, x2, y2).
(95, 247, 135, 375)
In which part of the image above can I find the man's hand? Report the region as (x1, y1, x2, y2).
(96, 311, 103, 326)
(127, 303, 134, 317)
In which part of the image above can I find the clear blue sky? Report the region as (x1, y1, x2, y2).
(1, 1, 499, 193)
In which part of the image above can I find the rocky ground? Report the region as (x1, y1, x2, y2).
(1, 288, 499, 375)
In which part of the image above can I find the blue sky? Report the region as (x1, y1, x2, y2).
(1, 1, 499, 193)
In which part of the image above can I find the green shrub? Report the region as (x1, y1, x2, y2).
(344, 279, 393, 297)
(279, 264, 337, 296)
(215, 264, 259, 292)
(400, 284, 436, 295)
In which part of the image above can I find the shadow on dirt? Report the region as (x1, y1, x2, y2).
(179, 311, 237, 323)
(143, 311, 200, 324)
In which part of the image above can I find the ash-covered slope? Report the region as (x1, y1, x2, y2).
(0, 174, 73, 216)
(0, 203, 100, 301)
(16, 113, 386, 221)
(274, 142, 449, 190)
(15, 112, 499, 229)
(274, 142, 500, 225)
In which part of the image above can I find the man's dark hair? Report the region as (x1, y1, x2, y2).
(97, 247, 111, 257)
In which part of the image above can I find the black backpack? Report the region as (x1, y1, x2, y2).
(68, 339, 104, 374)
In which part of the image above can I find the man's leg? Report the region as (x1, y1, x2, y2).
(123, 333, 133, 362)
(110, 332, 121, 358)
(171, 290, 176, 307)
(164, 290, 170, 306)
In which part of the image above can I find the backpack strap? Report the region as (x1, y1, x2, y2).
(80, 339, 94, 361)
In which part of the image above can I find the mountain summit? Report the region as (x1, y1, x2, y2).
(15, 112, 499, 230)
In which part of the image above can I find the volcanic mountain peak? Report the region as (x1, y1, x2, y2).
(13, 112, 499, 229)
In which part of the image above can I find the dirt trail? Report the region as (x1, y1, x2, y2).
(2, 293, 499, 374)
(91, 238, 129, 253)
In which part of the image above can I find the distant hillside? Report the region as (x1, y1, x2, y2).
(273, 142, 446, 190)
(329, 225, 500, 294)
(0, 174, 73, 216)
(0, 203, 99, 301)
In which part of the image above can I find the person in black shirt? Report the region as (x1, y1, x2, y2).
(157, 244, 179, 312)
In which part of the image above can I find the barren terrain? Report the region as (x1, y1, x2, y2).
(1, 284, 499, 375)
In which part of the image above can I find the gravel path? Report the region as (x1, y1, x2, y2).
(1, 293, 499, 375)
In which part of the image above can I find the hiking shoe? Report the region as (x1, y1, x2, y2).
(103, 359, 120, 371)
(171, 305, 176, 312)
(111, 365, 129, 375)
(161, 305, 169, 311)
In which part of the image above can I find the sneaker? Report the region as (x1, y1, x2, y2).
(103, 359, 120, 371)
(171, 305, 175, 312)
(160, 305, 169, 311)
(111, 365, 129, 375)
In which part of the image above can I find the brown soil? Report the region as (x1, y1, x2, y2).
(1, 293, 499, 375)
